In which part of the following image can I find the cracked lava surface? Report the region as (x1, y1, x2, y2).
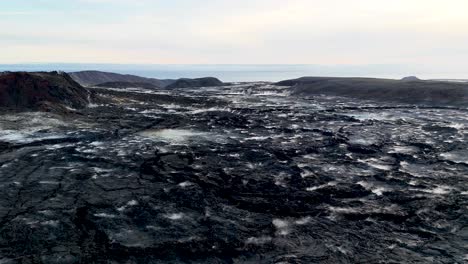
(0, 84, 467, 263)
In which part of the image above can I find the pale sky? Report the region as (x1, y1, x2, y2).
(1, 0, 468, 72)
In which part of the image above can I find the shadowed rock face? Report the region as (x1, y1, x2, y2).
(165, 77, 225, 89)
(277, 77, 468, 107)
(95, 81, 160, 90)
(0, 71, 89, 111)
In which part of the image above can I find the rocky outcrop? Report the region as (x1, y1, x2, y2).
(277, 77, 468, 107)
(0, 71, 89, 111)
(95, 81, 160, 89)
(165, 77, 225, 89)
(69, 70, 174, 88)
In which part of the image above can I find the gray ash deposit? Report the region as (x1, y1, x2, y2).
(0, 81, 467, 263)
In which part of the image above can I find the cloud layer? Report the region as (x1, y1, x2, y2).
(1, 0, 467, 75)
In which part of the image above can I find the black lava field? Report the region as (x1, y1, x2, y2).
(0, 84, 467, 263)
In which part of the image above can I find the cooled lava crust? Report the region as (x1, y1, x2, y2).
(0, 83, 466, 263)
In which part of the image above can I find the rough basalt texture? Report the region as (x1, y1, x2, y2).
(0, 71, 89, 111)
(0, 83, 466, 263)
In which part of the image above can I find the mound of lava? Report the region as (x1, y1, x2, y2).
(0, 71, 89, 112)
(0, 83, 466, 263)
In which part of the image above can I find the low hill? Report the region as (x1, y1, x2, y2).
(165, 77, 225, 89)
(68, 71, 174, 88)
(277, 77, 468, 107)
(401, 76, 421, 82)
(95, 81, 160, 89)
(0, 71, 89, 111)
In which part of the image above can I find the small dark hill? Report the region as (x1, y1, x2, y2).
(95, 81, 160, 89)
(401, 76, 421, 82)
(0, 71, 89, 111)
(165, 77, 225, 89)
(69, 71, 174, 88)
(277, 77, 468, 107)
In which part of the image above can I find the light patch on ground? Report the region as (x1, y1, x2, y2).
(94, 213, 118, 218)
(178, 181, 194, 188)
(246, 236, 272, 245)
(440, 151, 468, 164)
(307, 182, 337, 191)
(358, 158, 393, 171)
(139, 129, 210, 143)
(164, 213, 185, 220)
(272, 219, 290, 235)
(357, 181, 389, 196)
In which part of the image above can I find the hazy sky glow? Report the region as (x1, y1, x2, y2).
(1, 0, 468, 73)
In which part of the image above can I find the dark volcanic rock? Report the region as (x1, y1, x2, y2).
(165, 77, 225, 89)
(69, 70, 175, 88)
(0, 71, 89, 111)
(0, 81, 466, 263)
(95, 81, 160, 89)
(277, 76, 468, 107)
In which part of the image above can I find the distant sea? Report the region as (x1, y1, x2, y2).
(0, 64, 464, 82)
